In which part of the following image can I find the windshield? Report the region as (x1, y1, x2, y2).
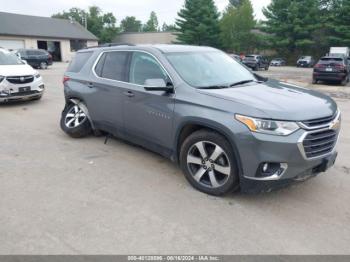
(166, 51, 255, 88)
(0, 50, 24, 65)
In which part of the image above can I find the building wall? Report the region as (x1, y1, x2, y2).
(114, 32, 177, 45)
(0, 35, 98, 62)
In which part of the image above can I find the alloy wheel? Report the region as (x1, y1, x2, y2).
(65, 105, 87, 128)
(187, 141, 231, 189)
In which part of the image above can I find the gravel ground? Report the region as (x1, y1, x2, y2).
(0, 63, 349, 255)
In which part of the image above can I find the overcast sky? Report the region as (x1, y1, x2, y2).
(1, 0, 271, 25)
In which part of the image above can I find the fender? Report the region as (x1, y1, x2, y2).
(174, 118, 244, 178)
(68, 98, 96, 130)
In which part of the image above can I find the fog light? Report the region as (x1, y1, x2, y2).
(256, 162, 287, 178)
(262, 163, 269, 172)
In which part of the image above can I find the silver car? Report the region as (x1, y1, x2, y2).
(60, 44, 340, 195)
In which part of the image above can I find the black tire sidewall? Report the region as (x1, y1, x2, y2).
(60, 103, 92, 138)
(179, 130, 239, 196)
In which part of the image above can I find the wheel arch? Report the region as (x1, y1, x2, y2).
(64, 97, 96, 130)
(174, 119, 243, 178)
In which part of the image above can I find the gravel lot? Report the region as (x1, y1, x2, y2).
(1, 64, 350, 254)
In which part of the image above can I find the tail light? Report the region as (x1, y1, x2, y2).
(335, 64, 345, 70)
(314, 63, 325, 68)
(63, 76, 70, 84)
(48, 53, 52, 59)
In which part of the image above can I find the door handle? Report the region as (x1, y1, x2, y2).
(87, 83, 94, 88)
(123, 91, 135, 97)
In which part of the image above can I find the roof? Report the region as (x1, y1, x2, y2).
(81, 44, 218, 54)
(0, 12, 98, 41)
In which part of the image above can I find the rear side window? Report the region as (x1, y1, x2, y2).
(320, 58, 343, 62)
(67, 52, 93, 73)
(95, 51, 129, 81)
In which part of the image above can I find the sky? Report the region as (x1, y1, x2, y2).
(0, 0, 271, 25)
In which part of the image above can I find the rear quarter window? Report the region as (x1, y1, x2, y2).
(67, 52, 93, 73)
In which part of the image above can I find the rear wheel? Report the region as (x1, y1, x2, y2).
(60, 103, 92, 138)
(180, 130, 239, 196)
(254, 64, 259, 71)
(312, 78, 318, 84)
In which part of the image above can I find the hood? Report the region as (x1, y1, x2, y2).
(198, 80, 337, 121)
(0, 64, 36, 77)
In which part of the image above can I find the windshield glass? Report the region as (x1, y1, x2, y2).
(0, 49, 24, 65)
(166, 51, 255, 88)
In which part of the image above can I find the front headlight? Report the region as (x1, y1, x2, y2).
(235, 114, 300, 136)
(35, 73, 41, 79)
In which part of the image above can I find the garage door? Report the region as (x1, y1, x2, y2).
(0, 39, 25, 50)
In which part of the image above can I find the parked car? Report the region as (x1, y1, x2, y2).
(0, 48, 45, 102)
(242, 55, 269, 71)
(60, 45, 340, 195)
(229, 54, 242, 62)
(297, 56, 315, 67)
(270, 58, 286, 66)
(313, 56, 349, 86)
(15, 49, 53, 69)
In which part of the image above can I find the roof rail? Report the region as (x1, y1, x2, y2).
(82, 43, 135, 50)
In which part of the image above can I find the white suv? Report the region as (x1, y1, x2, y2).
(0, 48, 45, 102)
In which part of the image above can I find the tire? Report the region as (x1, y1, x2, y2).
(179, 130, 239, 196)
(341, 77, 348, 86)
(40, 62, 48, 70)
(254, 64, 259, 71)
(60, 103, 92, 138)
(265, 65, 269, 71)
(312, 78, 318, 84)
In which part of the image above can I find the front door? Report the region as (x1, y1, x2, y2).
(122, 51, 175, 155)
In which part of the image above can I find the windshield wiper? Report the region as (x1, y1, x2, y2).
(229, 79, 257, 87)
(198, 85, 229, 90)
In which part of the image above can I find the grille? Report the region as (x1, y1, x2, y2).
(302, 114, 336, 128)
(6, 75, 34, 84)
(302, 129, 337, 158)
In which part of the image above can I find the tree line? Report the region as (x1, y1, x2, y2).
(52, 0, 350, 61)
(52, 7, 175, 43)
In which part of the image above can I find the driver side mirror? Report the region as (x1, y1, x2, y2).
(144, 79, 174, 92)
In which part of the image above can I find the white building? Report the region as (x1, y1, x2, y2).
(0, 12, 98, 62)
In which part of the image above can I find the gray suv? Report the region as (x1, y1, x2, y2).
(60, 44, 341, 195)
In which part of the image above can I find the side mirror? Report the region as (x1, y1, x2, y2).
(21, 60, 27, 64)
(144, 79, 174, 92)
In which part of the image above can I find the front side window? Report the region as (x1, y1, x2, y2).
(129, 52, 169, 85)
(96, 51, 129, 81)
(166, 51, 255, 88)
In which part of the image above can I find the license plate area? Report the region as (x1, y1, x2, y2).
(18, 86, 31, 93)
(326, 68, 333, 72)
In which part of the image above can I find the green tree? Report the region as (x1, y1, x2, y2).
(52, 6, 119, 43)
(120, 16, 142, 32)
(327, 0, 350, 46)
(162, 23, 176, 32)
(263, 0, 321, 61)
(220, 0, 256, 53)
(175, 0, 221, 47)
(52, 7, 87, 26)
(143, 11, 159, 32)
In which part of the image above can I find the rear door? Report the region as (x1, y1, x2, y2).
(87, 51, 131, 134)
(122, 51, 175, 154)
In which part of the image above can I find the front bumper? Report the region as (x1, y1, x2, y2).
(231, 117, 340, 193)
(0, 78, 45, 102)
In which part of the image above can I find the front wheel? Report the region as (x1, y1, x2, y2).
(40, 62, 48, 69)
(180, 130, 239, 196)
(60, 103, 92, 138)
